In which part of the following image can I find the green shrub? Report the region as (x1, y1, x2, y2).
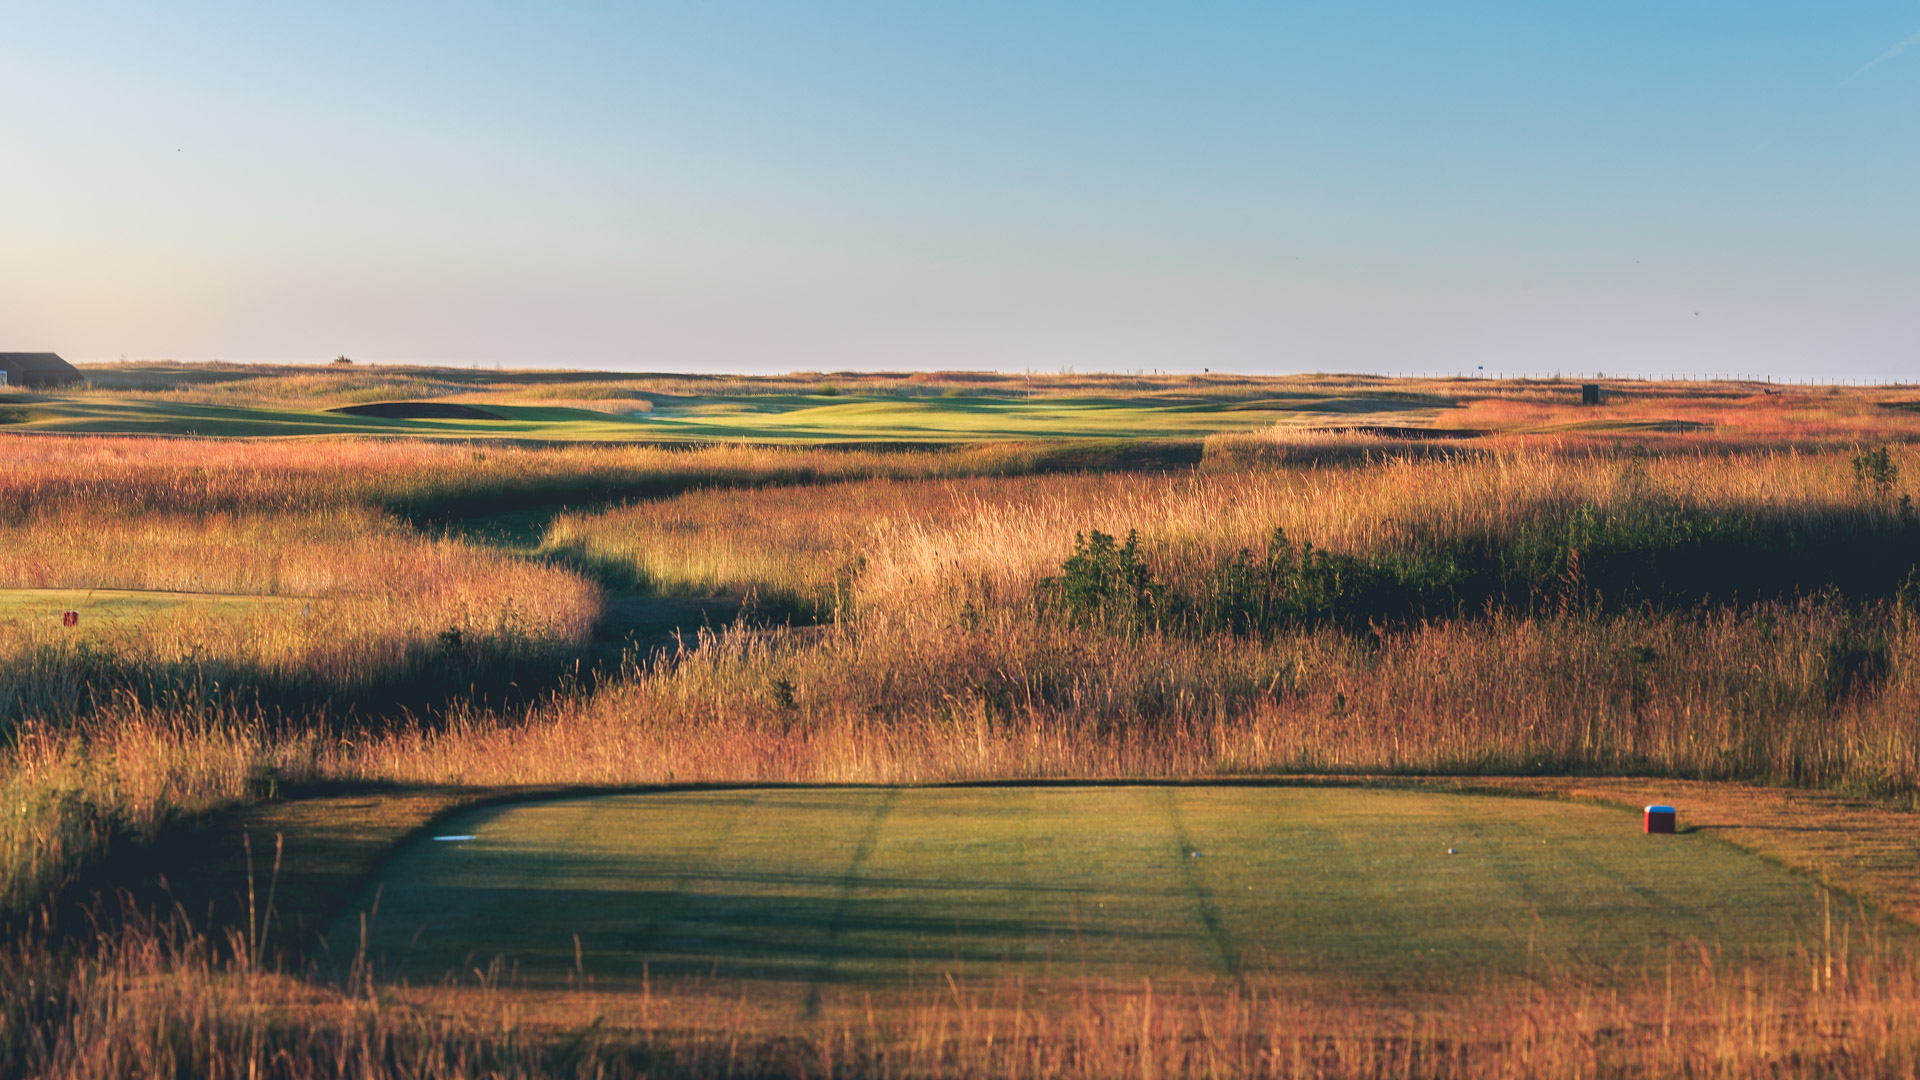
(1193, 528, 1466, 635)
(1052, 503, 1920, 639)
(1853, 445, 1899, 497)
(1496, 502, 1920, 611)
(1037, 530, 1167, 634)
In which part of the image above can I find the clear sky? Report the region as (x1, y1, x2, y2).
(2, 3, 1915, 378)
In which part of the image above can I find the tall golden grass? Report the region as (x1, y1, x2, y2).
(0, 433, 1057, 520)
(8, 435, 1920, 912)
(330, 441, 1920, 798)
(9, 421, 1920, 1075)
(552, 440, 1919, 631)
(0, 707, 279, 914)
(0, 503, 597, 913)
(8, 906, 1920, 1078)
(0, 506, 600, 707)
(1442, 386, 1920, 445)
(330, 600, 1915, 794)
(542, 476, 1003, 616)
(0, 432, 1049, 917)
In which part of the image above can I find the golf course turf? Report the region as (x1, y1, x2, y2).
(0, 390, 1448, 442)
(335, 786, 1857, 1016)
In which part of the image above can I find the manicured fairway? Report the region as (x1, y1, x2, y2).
(623, 392, 1445, 441)
(336, 787, 1849, 1011)
(2, 391, 1446, 441)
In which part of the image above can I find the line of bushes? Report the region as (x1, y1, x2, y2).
(1040, 505, 1920, 637)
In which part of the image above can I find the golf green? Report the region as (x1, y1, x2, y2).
(333, 787, 1848, 1006)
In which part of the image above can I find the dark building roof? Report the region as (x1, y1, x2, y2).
(0, 353, 82, 387)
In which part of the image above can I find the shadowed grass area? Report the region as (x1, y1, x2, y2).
(334, 786, 1854, 1015)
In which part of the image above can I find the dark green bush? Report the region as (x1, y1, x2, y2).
(1495, 503, 1920, 611)
(1048, 502, 1920, 638)
(1192, 528, 1464, 634)
(1037, 530, 1167, 634)
(1854, 445, 1899, 497)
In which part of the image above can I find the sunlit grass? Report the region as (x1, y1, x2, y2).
(9, 894, 1920, 1078)
(341, 786, 1853, 997)
(38, 361, 1920, 444)
(8, 380, 1920, 1075)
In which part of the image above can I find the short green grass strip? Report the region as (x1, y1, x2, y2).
(335, 786, 1861, 1013)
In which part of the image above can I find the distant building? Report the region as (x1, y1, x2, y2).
(0, 353, 82, 388)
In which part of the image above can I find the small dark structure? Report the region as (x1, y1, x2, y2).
(1644, 805, 1676, 834)
(0, 353, 82, 388)
(1581, 383, 1602, 406)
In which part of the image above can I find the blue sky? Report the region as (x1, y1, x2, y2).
(2, 3, 1915, 378)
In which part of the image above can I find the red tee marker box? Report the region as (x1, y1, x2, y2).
(1644, 805, 1676, 834)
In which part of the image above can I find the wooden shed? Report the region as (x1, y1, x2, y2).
(0, 353, 82, 388)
